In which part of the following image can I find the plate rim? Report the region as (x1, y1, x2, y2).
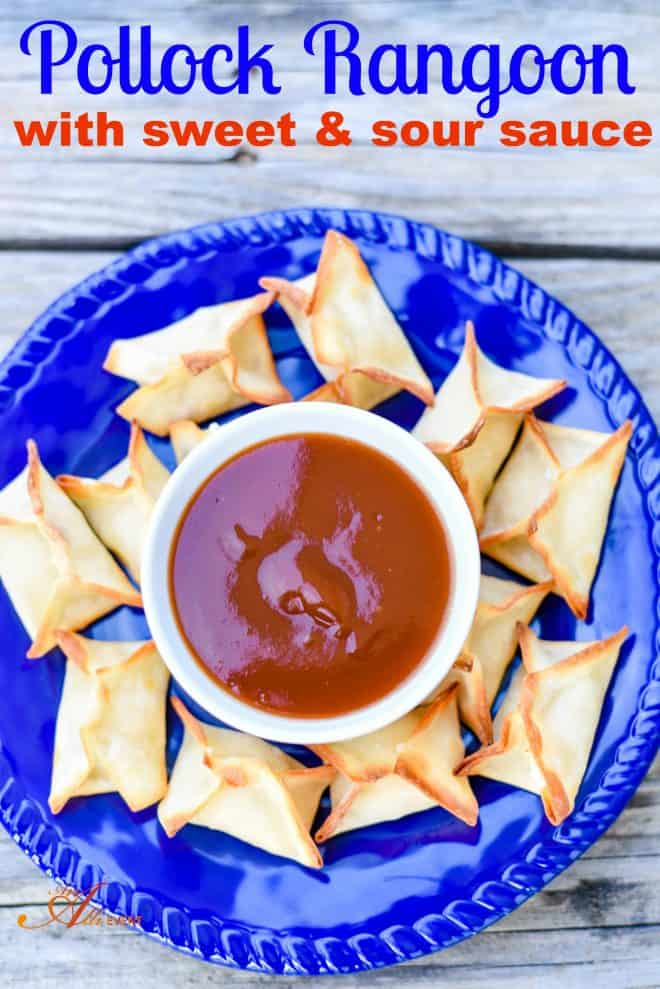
(0, 206, 658, 975)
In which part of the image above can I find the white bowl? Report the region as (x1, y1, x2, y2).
(142, 403, 480, 743)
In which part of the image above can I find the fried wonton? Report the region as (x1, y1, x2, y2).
(458, 625, 628, 824)
(169, 420, 217, 465)
(413, 323, 566, 528)
(104, 291, 291, 436)
(57, 423, 169, 584)
(260, 230, 434, 409)
(481, 416, 632, 617)
(313, 687, 477, 841)
(158, 698, 334, 868)
(49, 632, 169, 814)
(428, 575, 553, 743)
(0, 441, 141, 658)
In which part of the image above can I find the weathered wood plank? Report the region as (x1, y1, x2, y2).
(1, 253, 658, 421)
(2, 0, 659, 249)
(0, 907, 658, 987)
(420, 926, 660, 987)
(3, 0, 659, 99)
(2, 152, 659, 251)
(502, 853, 660, 931)
(5, 75, 655, 159)
(513, 257, 660, 421)
(1, 3, 659, 976)
(1, 49, 657, 159)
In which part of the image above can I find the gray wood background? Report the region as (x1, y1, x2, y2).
(0, 1, 658, 985)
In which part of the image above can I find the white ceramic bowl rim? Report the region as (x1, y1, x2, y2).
(142, 403, 480, 743)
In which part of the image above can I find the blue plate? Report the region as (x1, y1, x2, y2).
(0, 208, 657, 975)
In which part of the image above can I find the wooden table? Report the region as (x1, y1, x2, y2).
(0, 2, 658, 985)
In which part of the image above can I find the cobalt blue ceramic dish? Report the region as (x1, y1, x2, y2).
(0, 208, 657, 975)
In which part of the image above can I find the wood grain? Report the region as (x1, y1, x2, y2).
(0, 65, 656, 157)
(2, 913, 657, 988)
(3, 152, 659, 252)
(0, 844, 660, 989)
(3, 0, 659, 105)
(1, 0, 658, 249)
(1, 0, 659, 983)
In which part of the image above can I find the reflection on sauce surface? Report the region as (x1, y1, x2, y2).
(170, 433, 451, 718)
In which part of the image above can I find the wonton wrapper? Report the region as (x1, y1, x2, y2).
(428, 575, 553, 743)
(481, 416, 632, 617)
(0, 441, 141, 658)
(260, 230, 434, 409)
(459, 625, 628, 824)
(104, 291, 291, 436)
(313, 686, 477, 841)
(169, 420, 218, 465)
(49, 632, 169, 814)
(57, 423, 169, 583)
(158, 698, 334, 868)
(413, 323, 566, 528)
